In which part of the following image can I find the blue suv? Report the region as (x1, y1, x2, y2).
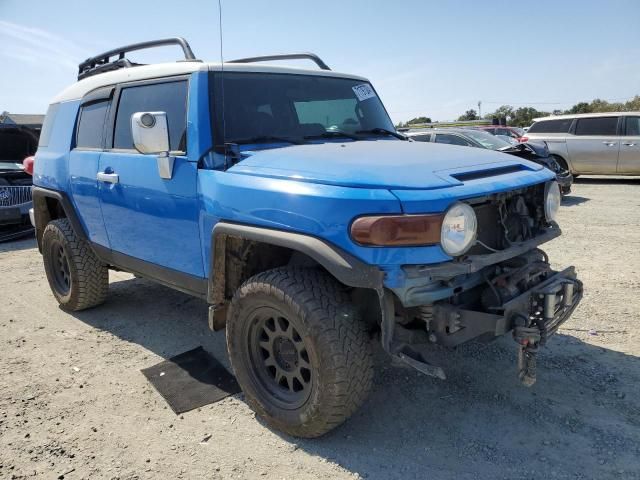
(32, 38, 582, 437)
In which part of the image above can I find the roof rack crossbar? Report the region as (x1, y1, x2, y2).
(228, 53, 331, 71)
(78, 37, 197, 80)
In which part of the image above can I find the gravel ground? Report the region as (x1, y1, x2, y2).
(1, 177, 639, 480)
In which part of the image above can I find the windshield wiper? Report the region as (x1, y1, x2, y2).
(356, 128, 407, 140)
(229, 135, 305, 145)
(304, 130, 360, 141)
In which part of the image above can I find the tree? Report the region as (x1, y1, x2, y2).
(624, 96, 640, 111)
(457, 109, 478, 121)
(510, 107, 549, 127)
(566, 102, 592, 114)
(484, 105, 514, 123)
(406, 116, 432, 125)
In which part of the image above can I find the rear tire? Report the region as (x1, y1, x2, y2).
(42, 218, 108, 311)
(226, 267, 373, 438)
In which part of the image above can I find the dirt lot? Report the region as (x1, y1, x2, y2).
(1, 177, 639, 480)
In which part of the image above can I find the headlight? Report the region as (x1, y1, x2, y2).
(440, 202, 477, 256)
(544, 181, 561, 222)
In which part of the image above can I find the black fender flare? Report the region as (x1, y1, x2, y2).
(207, 222, 384, 304)
(31, 187, 89, 251)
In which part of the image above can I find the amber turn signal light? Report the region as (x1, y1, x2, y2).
(350, 214, 444, 247)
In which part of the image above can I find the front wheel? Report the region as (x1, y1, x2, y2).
(42, 218, 109, 311)
(226, 267, 373, 438)
(551, 155, 571, 174)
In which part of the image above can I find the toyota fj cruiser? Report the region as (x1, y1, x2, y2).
(32, 38, 582, 438)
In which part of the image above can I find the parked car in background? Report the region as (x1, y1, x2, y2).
(524, 112, 640, 175)
(478, 125, 526, 142)
(496, 134, 518, 145)
(0, 114, 42, 241)
(407, 128, 573, 194)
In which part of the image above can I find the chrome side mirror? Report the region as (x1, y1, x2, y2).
(131, 112, 174, 179)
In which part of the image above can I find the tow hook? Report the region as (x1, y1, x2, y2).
(512, 315, 541, 387)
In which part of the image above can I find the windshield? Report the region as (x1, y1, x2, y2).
(462, 129, 512, 150)
(210, 72, 395, 147)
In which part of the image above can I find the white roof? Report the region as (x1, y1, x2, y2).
(533, 111, 640, 122)
(52, 62, 369, 104)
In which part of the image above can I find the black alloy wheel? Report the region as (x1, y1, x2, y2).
(247, 307, 312, 410)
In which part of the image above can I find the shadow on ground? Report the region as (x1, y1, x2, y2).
(574, 176, 640, 186)
(561, 195, 590, 207)
(0, 235, 36, 253)
(68, 277, 640, 479)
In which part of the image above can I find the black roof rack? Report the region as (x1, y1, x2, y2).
(228, 53, 331, 71)
(77, 37, 198, 81)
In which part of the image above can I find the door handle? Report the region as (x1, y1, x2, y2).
(97, 172, 119, 184)
(623, 142, 637, 147)
(602, 141, 618, 147)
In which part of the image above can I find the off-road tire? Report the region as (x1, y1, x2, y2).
(226, 267, 373, 438)
(42, 218, 108, 311)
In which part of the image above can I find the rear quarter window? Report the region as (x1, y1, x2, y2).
(38, 103, 60, 148)
(528, 118, 572, 134)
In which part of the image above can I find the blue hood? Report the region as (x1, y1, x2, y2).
(229, 141, 543, 190)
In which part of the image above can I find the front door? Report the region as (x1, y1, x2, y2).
(98, 78, 204, 278)
(566, 116, 620, 174)
(617, 116, 640, 174)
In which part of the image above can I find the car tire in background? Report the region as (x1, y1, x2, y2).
(226, 267, 373, 438)
(551, 155, 570, 174)
(42, 218, 109, 311)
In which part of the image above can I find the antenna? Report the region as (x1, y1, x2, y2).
(218, 0, 230, 169)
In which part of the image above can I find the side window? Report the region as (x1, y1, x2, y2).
(435, 134, 472, 146)
(624, 117, 640, 136)
(76, 100, 110, 149)
(574, 117, 618, 136)
(411, 134, 432, 142)
(113, 80, 188, 151)
(528, 119, 573, 134)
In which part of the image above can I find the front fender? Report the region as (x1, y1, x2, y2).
(207, 222, 384, 304)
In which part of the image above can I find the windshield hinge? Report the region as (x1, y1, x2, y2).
(223, 143, 241, 170)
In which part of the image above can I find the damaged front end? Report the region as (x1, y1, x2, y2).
(380, 185, 583, 386)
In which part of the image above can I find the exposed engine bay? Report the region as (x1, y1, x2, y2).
(467, 183, 549, 254)
(0, 125, 37, 242)
(385, 186, 581, 386)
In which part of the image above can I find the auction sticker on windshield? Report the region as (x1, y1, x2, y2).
(352, 84, 376, 101)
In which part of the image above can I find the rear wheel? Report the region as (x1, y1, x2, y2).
(42, 218, 108, 311)
(226, 267, 373, 438)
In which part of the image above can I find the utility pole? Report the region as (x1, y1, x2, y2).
(478, 101, 482, 119)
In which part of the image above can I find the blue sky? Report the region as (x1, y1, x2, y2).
(1, 0, 639, 122)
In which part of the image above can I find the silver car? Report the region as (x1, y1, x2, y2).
(525, 112, 640, 175)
